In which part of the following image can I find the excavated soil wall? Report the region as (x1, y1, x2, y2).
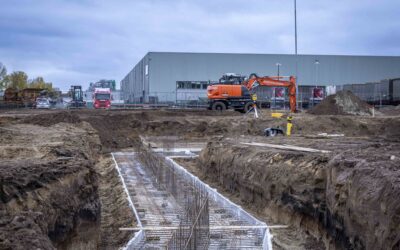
(95, 156, 135, 249)
(0, 117, 136, 249)
(0, 123, 101, 249)
(198, 140, 400, 250)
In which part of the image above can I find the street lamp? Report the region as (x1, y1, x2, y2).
(294, 0, 297, 56)
(314, 60, 320, 87)
(276, 63, 282, 78)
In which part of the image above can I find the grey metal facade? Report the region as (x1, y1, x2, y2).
(121, 52, 400, 103)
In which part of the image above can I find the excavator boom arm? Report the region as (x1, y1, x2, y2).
(244, 76, 297, 112)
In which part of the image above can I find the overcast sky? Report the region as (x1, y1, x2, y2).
(1, 0, 400, 90)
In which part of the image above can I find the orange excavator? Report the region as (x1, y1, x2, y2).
(207, 73, 297, 113)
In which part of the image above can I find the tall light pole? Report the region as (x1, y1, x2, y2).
(294, 0, 299, 110)
(315, 60, 320, 87)
(294, 0, 297, 56)
(276, 63, 282, 78)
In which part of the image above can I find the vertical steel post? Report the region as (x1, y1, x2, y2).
(294, 0, 297, 56)
(294, 0, 299, 110)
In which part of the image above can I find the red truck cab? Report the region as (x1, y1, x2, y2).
(93, 88, 111, 109)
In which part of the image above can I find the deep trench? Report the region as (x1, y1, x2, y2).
(112, 147, 272, 249)
(2, 110, 399, 250)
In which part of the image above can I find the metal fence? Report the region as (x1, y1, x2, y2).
(3, 80, 399, 110)
(120, 80, 400, 109)
(340, 78, 400, 106)
(120, 88, 322, 111)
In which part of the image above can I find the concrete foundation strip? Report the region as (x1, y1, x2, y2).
(242, 142, 331, 153)
(151, 147, 203, 154)
(167, 155, 199, 159)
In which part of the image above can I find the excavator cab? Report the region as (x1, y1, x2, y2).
(218, 73, 246, 85)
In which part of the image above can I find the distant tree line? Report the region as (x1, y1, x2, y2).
(0, 62, 53, 91)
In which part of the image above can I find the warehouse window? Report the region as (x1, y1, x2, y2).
(177, 81, 208, 89)
(177, 82, 185, 89)
(192, 82, 202, 89)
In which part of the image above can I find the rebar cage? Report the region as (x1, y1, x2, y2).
(112, 143, 272, 250)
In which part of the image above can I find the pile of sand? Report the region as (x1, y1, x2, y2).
(308, 90, 372, 115)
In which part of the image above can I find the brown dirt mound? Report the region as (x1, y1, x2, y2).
(308, 90, 372, 115)
(22, 111, 81, 126)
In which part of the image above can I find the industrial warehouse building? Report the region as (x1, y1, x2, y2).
(120, 52, 400, 105)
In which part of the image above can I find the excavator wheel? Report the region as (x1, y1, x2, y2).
(212, 101, 227, 111)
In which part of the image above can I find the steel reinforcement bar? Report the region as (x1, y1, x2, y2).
(136, 145, 210, 249)
(114, 143, 273, 249)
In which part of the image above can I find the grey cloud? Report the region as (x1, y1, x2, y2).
(0, 0, 399, 90)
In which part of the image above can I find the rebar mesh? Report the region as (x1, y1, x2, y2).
(136, 145, 210, 249)
(113, 144, 272, 250)
(163, 157, 271, 250)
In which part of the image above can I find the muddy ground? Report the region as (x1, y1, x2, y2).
(0, 108, 399, 249)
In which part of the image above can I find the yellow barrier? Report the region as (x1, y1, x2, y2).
(271, 113, 284, 118)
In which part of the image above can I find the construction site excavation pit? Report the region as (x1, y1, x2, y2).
(1, 109, 399, 250)
(112, 143, 273, 249)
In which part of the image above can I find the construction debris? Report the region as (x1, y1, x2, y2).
(317, 133, 345, 137)
(242, 142, 331, 153)
(264, 127, 285, 137)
